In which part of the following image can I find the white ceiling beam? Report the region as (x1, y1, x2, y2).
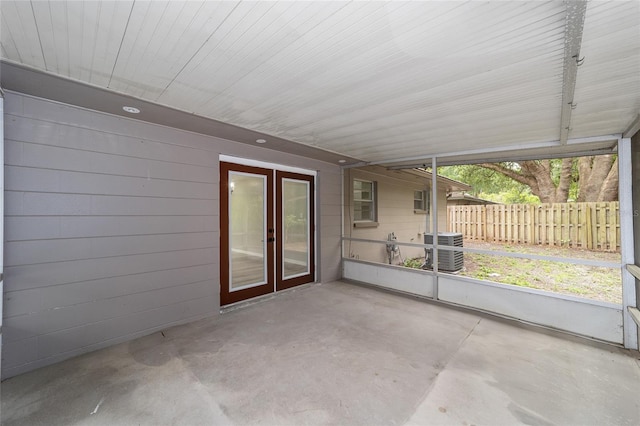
(622, 114, 640, 138)
(559, 0, 588, 145)
(368, 134, 619, 167)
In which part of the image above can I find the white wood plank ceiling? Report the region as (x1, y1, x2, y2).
(1, 1, 639, 164)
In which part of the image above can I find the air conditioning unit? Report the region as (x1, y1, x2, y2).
(424, 232, 464, 272)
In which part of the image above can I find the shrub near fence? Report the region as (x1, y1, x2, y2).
(447, 202, 620, 251)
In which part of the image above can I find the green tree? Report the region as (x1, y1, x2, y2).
(439, 155, 618, 204)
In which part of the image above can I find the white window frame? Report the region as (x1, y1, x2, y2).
(413, 189, 430, 213)
(353, 179, 377, 224)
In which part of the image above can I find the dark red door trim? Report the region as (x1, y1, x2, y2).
(220, 162, 274, 306)
(276, 171, 315, 291)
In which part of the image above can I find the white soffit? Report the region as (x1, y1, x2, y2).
(1, 1, 638, 164)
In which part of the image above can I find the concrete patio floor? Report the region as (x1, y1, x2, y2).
(2, 281, 639, 425)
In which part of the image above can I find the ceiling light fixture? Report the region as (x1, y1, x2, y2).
(338, 159, 347, 163)
(256, 139, 267, 144)
(122, 106, 140, 114)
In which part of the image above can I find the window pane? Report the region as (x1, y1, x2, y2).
(229, 173, 266, 289)
(283, 179, 310, 279)
(354, 202, 363, 221)
(354, 180, 373, 201)
(361, 202, 372, 219)
(414, 190, 425, 210)
(354, 180, 375, 221)
(355, 201, 373, 221)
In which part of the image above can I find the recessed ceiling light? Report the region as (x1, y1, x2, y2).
(122, 106, 140, 114)
(338, 159, 347, 163)
(256, 139, 267, 144)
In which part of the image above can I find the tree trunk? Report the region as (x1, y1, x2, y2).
(478, 155, 617, 203)
(555, 158, 574, 202)
(577, 155, 617, 202)
(598, 157, 618, 201)
(479, 160, 571, 203)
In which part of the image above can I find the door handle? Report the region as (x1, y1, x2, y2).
(268, 228, 274, 233)
(267, 237, 275, 243)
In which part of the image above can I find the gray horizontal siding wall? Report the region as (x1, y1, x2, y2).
(2, 91, 342, 378)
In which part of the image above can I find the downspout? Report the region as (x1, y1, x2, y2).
(341, 167, 345, 275)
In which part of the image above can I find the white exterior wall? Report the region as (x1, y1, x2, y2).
(1, 92, 342, 378)
(344, 167, 448, 264)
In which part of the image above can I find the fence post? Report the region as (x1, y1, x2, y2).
(585, 203, 593, 249)
(610, 202, 618, 251)
(486, 205, 491, 242)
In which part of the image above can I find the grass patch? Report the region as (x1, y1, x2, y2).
(457, 241, 621, 304)
(400, 241, 621, 304)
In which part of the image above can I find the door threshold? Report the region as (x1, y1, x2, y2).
(220, 282, 317, 314)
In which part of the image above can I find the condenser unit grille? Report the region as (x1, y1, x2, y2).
(424, 232, 464, 272)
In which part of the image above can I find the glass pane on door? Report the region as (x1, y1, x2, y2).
(282, 179, 310, 279)
(229, 172, 267, 290)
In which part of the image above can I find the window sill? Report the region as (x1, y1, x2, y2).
(414, 209, 428, 215)
(353, 221, 379, 228)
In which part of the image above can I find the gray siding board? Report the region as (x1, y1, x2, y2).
(4, 264, 216, 317)
(21, 192, 93, 215)
(3, 280, 214, 343)
(18, 96, 219, 153)
(2, 91, 342, 379)
(5, 247, 217, 291)
(2, 288, 42, 318)
(9, 193, 218, 216)
(321, 196, 343, 207)
(17, 102, 221, 156)
(2, 337, 38, 371)
(89, 195, 218, 216)
(5, 166, 61, 192)
(8, 296, 210, 367)
(5, 217, 62, 241)
(35, 295, 216, 361)
(5, 166, 217, 199)
(4, 191, 23, 215)
(5, 232, 218, 266)
(59, 215, 218, 237)
(321, 213, 342, 230)
(6, 140, 217, 183)
(4, 137, 23, 165)
(5, 238, 91, 266)
(320, 173, 342, 192)
(5, 115, 219, 167)
(3, 302, 214, 377)
(6, 215, 216, 241)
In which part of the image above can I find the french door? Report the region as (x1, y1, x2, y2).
(220, 162, 315, 305)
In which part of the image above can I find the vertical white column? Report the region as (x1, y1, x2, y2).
(432, 157, 439, 299)
(619, 137, 638, 349)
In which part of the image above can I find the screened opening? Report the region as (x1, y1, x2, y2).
(343, 152, 623, 304)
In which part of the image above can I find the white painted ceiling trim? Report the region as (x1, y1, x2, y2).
(219, 154, 317, 176)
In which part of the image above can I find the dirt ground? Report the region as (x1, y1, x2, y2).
(457, 240, 622, 304)
(406, 240, 622, 304)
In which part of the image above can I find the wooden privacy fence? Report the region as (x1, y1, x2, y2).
(447, 202, 621, 251)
